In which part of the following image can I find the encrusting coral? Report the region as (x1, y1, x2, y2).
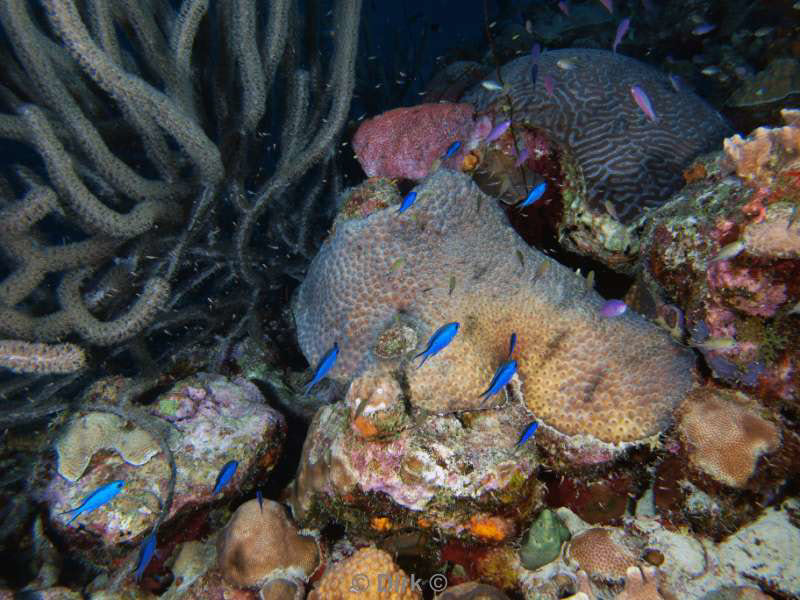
(294, 169, 694, 445)
(677, 387, 781, 489)
(217, 499, 320, 589)
(308, 546, 421, 599)
(565, 528, 639, 583)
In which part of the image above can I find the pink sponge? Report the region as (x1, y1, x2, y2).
(352, 103, 476, 180)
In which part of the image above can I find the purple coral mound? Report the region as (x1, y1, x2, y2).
(294, 169, 694, 443)
(462, 48, 732, 223)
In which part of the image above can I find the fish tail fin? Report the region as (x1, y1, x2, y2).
(415, 353, 429, 369)
(62, 509, 80, 525)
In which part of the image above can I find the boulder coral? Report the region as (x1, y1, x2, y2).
(677, 387, 781, 489)
(217, 499, 320, 590)
(307, 546, 421, 599)
(294, 169, 694, 446)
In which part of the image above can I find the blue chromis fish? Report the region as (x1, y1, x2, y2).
(304, 342, 339, 395)
(479, 359, 518, 402)
(59, 480, 125, 525)
(516, 421, 539, 447)
(508, 333, 517, 359)
(397, 190, 417, 214)
(212, 459, 238, 495)
(134, 528, 158, 582)
(256, 490, 263, 512)
(444, 140, 462, 159)
(517, 181, 546, 209)
(414, 322, 460, 368)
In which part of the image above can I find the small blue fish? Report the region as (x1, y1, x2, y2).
(517, 182, 546, 209)
(212, 460, 238, 495)
(59, 480, 125, 525)
(508, 333, 517, 359)
(414, 322, 460, 368)
(304, 342, 339, 395)
(134, 528, 158, 582)
(397, 190, 417, 214)
(599, 299, 627, 318)
(479, 359, 517, 402)
(256, 490, 263, 513)
(444, 140, 462, 159)
(516, 421, 539, 447)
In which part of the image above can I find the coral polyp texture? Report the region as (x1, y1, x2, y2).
(308, 546, 421, 600)
(565, 527, 639, 583)
(216, 499, 320, 589)
(677, 387, 781, 488)
(293, 169, 694, 444)
(462, 49, 731, 224)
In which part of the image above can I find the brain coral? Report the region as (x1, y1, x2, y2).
(462, 48, 731, 223)
(294, 169, 694, 444)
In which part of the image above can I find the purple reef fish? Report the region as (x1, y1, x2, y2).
(613, 18, 630, 52)
(599, 0, 613, 13)
(134, 528, 158, 582)
(600, 299, 628, 318)
(517, 181, 547, 209)
(479, 359, 518, 402)
(516, 421, 539, 447)
(558, 1, 570, 16)
(398, 190, 417, 214)
(415, 322, 459, 368)
(485, 120, 511, 143)
(630, 85, 657, 122)
(514, 147, 530, 167)
(59, 480, 125, 525)
(304, 341, 339, 395)
(543, 74, 555, 96)
(692, 23, 716, 36)
(212, 459, 238, 495)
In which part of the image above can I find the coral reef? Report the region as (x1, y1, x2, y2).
(307, 546, 422, 599)
(217, 499, 320, 589)
(565, 527, 640, 583)
(294, 169, 694, 448)
(42, 374, 285, 567)
(638, 112, 800, 403)
(286, 398, 540, 539)
(461, 48, 731, 270)
(518, 509, 571, 570)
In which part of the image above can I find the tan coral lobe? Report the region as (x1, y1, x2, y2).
(294, 169, 694, 443)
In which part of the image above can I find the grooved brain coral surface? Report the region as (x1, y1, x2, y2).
(294, 169, 694, 443)
(462, 48, 732, 223)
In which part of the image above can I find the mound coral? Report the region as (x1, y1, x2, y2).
(565, 528, 639, 583)
(677, 388, 781, 488)
(294, 169, 693, 444)
(307, 546, 421, 599)
(217, 499, 320, 589)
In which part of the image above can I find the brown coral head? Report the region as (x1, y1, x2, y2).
(678, 387, 781, 488)
(217, 499, 320, 589)
(308, 546, 422, 599)
(565, 528, 638, 583)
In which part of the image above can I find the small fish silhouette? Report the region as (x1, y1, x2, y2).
(134, 528, 158, 582)
(518, 182, 546, 209)
(304, 342, 339, 395)
(444, 140, 462, 159)
(414, 322, 460, 368)
(397, 191, 417, 214)
(630, 85, 657, 122)
(479, 359, 518, 402)
(516, 421, 539, 447)
(599, 299, 627, 318)
(212, 460, 238, 495)
(59, 480, 125, 525)
(256, 490, 263, 512)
